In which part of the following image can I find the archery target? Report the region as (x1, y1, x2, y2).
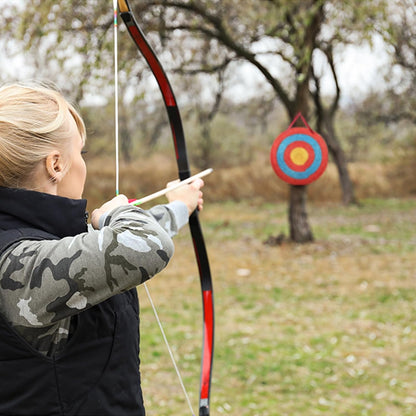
(270, 127, 328, 185)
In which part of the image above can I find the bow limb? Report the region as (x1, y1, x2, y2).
(117, 2, 214, 415)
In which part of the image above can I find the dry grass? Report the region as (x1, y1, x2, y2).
(83, 154, 416, 211)
(133, 198, 416, 416)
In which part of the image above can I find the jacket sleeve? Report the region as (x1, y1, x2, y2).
(0, 204, 185, 328)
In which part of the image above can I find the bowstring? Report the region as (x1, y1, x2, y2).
(113, 0, 120, 195)
(143, 283, 196, 416)
(112, 3, 195, 414)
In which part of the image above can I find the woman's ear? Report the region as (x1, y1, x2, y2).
(45, 151, 65, 183)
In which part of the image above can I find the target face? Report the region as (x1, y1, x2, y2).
(270, 127, 328, 185)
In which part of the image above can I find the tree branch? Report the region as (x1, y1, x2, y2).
(144, 0, 293, 112)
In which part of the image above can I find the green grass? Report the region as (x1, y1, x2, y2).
(137, 198, 416, 415)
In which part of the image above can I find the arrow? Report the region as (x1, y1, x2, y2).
(129, 168, 213, 206)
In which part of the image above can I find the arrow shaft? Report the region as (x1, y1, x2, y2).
(130, 168, 213, 206)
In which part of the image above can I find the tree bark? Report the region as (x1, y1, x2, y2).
(323, 120, 357, 205)
(289, 185, 314, 243)
(312, 45, 357, 205)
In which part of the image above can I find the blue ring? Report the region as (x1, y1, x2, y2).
(274, 134, 323, 180)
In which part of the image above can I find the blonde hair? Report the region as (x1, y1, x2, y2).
(0, 82, 86, 188)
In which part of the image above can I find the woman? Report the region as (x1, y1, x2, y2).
(0, 83, 204, 415)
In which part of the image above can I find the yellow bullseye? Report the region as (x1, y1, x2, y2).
(290, 147, 309, 166)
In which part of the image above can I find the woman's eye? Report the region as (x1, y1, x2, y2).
(81, 150, 88, 155)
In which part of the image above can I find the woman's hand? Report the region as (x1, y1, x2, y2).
(91, 194, 129, 229)
(166, 178, 205, 216)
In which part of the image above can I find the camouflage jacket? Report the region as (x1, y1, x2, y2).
(0, 202, 188, 357)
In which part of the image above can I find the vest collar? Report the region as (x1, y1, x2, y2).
(0, 187, 87, 238)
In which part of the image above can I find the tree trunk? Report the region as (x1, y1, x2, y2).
(289, 185, 314, 243)
(311, 41, 357, 206)
(324, 120, 357, 205)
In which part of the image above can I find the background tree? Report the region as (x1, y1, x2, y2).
(132, 0, 389, 239)
(349, 0, 415, 184)
(311, 45, 358, 205)
(132, 0, 328, 242)
(363, 0, 416, 125)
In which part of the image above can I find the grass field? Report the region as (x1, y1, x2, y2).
(136, 197, 416, 416)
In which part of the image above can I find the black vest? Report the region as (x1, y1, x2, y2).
(0, 187, 145, 415)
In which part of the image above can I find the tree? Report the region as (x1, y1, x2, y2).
(311, 46, 357, 205)
(370, 0, 416, 124)
(133, 0, 329, 242)
(133, 0, 388, 241)
(181, 68, 228, 170)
